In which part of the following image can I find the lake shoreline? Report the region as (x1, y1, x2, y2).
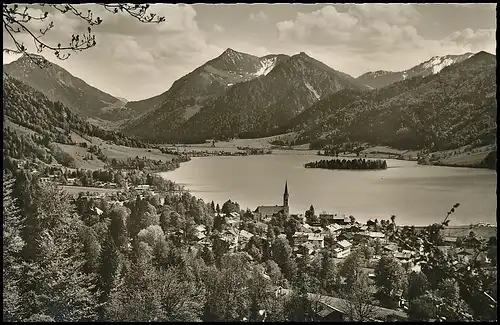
(167, 144, 493, 170)
(160, 154, 496, 226)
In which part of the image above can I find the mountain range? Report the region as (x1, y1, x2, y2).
(356, 53, 475, 89)
(3, 48, 497, 155)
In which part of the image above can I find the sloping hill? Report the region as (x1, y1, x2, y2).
(122, 48, 291, 139)
(291, 51, 496, 152)
(2, 73, 150, 170)
(130, 51, 368, 142)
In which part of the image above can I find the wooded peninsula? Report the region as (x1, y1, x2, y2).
(305, 158, 388, 170)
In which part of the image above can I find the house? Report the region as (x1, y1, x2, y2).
(221, 229, 239, 249)
(308, 233, 325, 249)
(444, 236, 458, 245)
(333, 240, 352, 258)
(332, 215, 351, 225)
(308, 293, 408, 322)
(226, 219, 240, 228)
(277, 234, 287, 240)
(319, 213, 337, 224)
(368, 231, 385, 239)
(238, 230, 254, 247)
(310, 226, 323, 234)
(90, 206, 104, 216)
(338, 232, 354, 242)
(355, 231, 386, 242)
(195, 224, 207, 235)
(39, 177, 52, 184)
(326, 224, 343, 235)
(293, 232, 309, 245)
(229, 212, 240, 219)
(394, 251, 413, 261)
(134, 184, 150, 191)
(66, 178, 76, 185)
(195, 225, 207, 240)
(195, 232, 206, 241)
(383, 243, 399, 253)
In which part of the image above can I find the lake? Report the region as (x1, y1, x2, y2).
(159, 152, 497, 226)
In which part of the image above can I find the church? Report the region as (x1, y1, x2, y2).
(254, 181, 290, 220)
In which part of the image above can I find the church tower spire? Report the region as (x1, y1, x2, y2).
(283, 181, 289, 207)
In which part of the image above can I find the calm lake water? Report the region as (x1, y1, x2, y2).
(159, 153, 497, 226)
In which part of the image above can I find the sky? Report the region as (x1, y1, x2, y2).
(3, 3, 497, 101)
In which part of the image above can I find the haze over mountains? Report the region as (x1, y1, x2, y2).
(3, 48, 496, 154)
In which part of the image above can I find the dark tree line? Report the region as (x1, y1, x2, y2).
(305, 158, 387, 170)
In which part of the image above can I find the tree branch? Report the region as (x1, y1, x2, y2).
(2, 3, 165, 68)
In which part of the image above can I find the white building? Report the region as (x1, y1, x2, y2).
(333, 239, 352, 258)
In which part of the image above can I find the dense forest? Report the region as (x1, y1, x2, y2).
(289, 52, 496, 152)
(305, 158, 388, 170)
(3, 74, 148, 148)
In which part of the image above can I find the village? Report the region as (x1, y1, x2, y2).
(27, 166, 496, 321)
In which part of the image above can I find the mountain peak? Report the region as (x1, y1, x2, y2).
(222, 48, 245, 56)
(474, 50, 494, 58)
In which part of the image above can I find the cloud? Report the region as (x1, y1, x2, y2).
(3, 4, 225, 100)
(249, 11, 268, 21)
(274, 4, 495, 75)
(213, 23, 224, 33)
(276, 4, 422, 51)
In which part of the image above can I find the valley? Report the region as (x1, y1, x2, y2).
(4, 48, 496, 171)
(2, 3, 497, 324)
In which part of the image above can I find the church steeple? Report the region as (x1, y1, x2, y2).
(283, 181, 289, 207)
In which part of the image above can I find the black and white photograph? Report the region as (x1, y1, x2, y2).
(2, 3, 497, 322)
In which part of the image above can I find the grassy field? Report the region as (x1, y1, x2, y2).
(57, 143, 107, 170)
(101, 145, 175, 162)
(55, 133, 176, 170)
(436, 144, 494, 166)
(168, 132, 299, 152)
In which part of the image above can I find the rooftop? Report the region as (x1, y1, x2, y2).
(336, 239, 352, 249)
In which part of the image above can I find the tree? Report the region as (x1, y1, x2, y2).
(407, 271, 429, 300)
(374, 255, 407, 307)
(221, 199, 240, 214)
(340, 248, 365, 291)
(3, 4, 165, 66)
(357, 244, 375, 261)
(305, 205, 316, 225)
(79, 225, 102, 274)
(317, 251, 340, 295)
(203, 253, 253, 321)
(408, 294, 438, 321)
(98, 232, 123, 316)
(284, 290, 316, 322)
(341, 273, 377, 322)
(3, 174, 25, 322)
(272, 238, 296, 281)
